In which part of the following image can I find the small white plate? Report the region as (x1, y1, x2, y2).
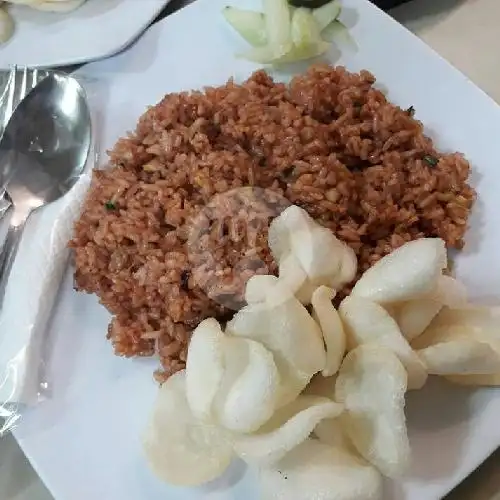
(0, 0, 171, 69)
(10, 0, 500, 499)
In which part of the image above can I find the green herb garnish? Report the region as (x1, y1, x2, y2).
(423, 154, 439, 167)
(105, 201, 116, 210)
(406, 105, 415, 116)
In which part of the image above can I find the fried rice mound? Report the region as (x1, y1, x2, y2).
(69, 65, 475, 382)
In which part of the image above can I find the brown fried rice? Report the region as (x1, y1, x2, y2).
(69, 65, 476, 382)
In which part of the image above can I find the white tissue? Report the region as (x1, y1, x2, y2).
(0, 174, 90, 406)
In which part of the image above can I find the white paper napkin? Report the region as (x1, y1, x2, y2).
(0, 174, 90, 406)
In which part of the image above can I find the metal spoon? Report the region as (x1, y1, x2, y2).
(0, 73, 91, 310)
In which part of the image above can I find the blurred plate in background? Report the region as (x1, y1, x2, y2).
(0, 0, 172, 69)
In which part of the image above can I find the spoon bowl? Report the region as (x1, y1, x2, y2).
(0, 73, 92, 308)
(0, 73, 91, 211)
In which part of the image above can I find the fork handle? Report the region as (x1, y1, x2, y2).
(0, 206, 31, 312)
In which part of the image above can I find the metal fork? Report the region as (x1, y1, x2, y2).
(0, 66, 49, 219)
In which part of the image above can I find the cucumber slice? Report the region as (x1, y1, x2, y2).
(233, 0, 339, 65)
(274, 41, 330, 64)
(263, 0, 293, 58)
(321, 20, 357, 50)
(291, 8, 322, 49)
(222, 7, 267, 47)
(313, 0, 342, 31)
(239, 39, 329, 65)
(238, 46, 279, 64)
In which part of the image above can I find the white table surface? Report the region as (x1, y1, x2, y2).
(1, 1, 500, 499)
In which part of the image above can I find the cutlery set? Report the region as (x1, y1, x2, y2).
(0, 66, 90, 311)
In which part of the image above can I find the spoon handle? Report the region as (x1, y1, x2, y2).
(0, 207, 30, 311)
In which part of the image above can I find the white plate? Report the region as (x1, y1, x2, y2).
(11, 0, 500, 498)
(0, 0, 172, 69)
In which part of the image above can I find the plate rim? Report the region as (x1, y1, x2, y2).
(11, 0, 500, 499)
(0, 0, 173, 69)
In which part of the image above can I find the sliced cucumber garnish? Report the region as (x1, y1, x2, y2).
(241, 40, 329, 65)
(321, 20, 357, 50)
(238, 46, 280, 64)
(223, 7, 267, 47)
(312, 0, 342, 31)
(275, 41, 330, 64)
(224, 0, 354, 65)
(291, 8, 322, 48)
(263, 0, 293, 58)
